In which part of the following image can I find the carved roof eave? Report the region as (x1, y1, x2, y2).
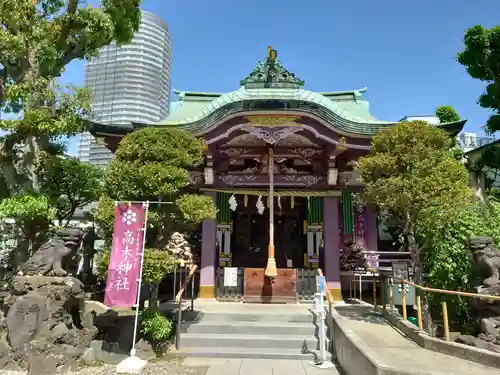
(156, 99, 466, 138)
(85, 113, 466, 140)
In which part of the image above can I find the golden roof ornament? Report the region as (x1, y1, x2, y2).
(240, 47, 304, 89)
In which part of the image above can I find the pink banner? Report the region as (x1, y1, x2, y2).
(104, 203, 146, 308)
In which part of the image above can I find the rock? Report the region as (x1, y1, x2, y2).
(80, 347, 96, 366)
(469, 236, 493, 247)
(0, 338, 17, 370)
(51, 323, 71, 344)
(136, 339, 160, 360)
(455, 334, 500, 353)
(456, 236, 500, 353)
(27, 353, 58, 375)
(6, 293, 50, 350)
(1, 272, 98, 372)
(90, 340, 128, 364)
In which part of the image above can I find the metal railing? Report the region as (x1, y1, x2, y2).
(174, 264, 198, 349)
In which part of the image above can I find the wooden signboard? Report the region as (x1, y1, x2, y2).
(243, 268, 297, 303)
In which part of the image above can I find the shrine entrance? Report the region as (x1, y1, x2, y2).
(226, 195, 307, 303)
(231, 196, 306, 269)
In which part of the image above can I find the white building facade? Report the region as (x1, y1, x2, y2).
(77, 10, 172, 167)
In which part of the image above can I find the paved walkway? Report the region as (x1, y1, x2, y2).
(335, 305, 499, 375)
(183, 358, 341, 375)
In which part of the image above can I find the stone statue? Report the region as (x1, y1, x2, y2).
(469, 236, 500, 286)
(455, 236, 500, 353)
(340, 239, 367, 271)
(18, 228, 83, 277)
(0, 228, 97, 373)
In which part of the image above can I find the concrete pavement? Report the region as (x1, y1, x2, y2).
(182, 358, 341, 375)
(334, 305, 500, 375)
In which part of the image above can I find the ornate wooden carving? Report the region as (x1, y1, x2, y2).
(217, 174, 323, 187)
(243, 268, 297, 303)
(241, 125, 303, 145)
(244, 116, 299, 127)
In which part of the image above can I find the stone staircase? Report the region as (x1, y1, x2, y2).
(176, 302, 330, 360)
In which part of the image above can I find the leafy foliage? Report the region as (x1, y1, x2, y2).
(104, 127, 204, 200)
(0, 0, 140, 193)
(38, 156, 104, 225)
(140, 308, 173, 342)
(95, 246, 177, 285)
(0, 194, 55, 237)
(0, 193, 55, 263)
(92, 196, 115, 243)
(175, 194, 217, 225)
(435, 105, 461, 123)
(0, 0, 141, 268)
(469, 145, 500, 192)
(0, 0, 141, 85)
(358, 121, 471, 283)
(457, 25, 500, 132)
(96, 127, 216, 247)
(417, 201, 500, 324)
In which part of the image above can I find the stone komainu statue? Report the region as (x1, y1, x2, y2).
(469, 236, 500, 287)
(18, 228, 84, 277)
(340, 239, 367, 271)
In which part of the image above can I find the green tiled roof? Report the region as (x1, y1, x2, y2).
(156, 87, 395, 136)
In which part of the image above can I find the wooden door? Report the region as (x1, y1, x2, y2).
(243, 268, 297, 303)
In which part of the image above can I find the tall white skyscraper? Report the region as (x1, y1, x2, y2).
(78, 10, 172, 167)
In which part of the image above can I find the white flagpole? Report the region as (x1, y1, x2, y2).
(131, 200, 149, 356)
(117, 200, 150, 373)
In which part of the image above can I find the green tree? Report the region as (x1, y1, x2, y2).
(96, 127, 216, 247)
(0, 0, 140, 84)
(457, 25, 500, 132)
(94, 127, 216, 306)
(0, 0, 141, 195)
(0, 1, 140, 259)
(0, 194, 55, 265)
(357, 121, 470, 292)
(435, 105, 461, 123)
(38, 156, 104, 226)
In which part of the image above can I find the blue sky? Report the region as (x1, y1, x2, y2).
(61, 0, 500, 155)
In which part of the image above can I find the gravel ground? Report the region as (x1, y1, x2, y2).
(3, 357, 208, 375)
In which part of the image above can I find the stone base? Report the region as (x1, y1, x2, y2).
(328, 288, 343, 302)
(116, 355, 147, 374)
(199, 285, 216, 299)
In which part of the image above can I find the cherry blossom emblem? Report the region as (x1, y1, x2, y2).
(122, 209, 137, 226)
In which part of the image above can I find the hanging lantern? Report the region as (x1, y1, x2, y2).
(244, 194, 248, 207)
(291, 196, 295, 209)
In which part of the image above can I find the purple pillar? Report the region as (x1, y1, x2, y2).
(365, 207, 379, 252)
(200, 191, 217, 298)
(364, 206, 379, 270)
(323, 196, 342, 300)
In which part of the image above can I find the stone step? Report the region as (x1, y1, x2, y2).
(198, 312, 314, 323)
(180, 333, 320, 350)
(176, 346, 334, 361)
(185, 320, 325, 336)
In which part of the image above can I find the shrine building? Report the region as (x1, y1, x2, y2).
(89, 47, 466, 303)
